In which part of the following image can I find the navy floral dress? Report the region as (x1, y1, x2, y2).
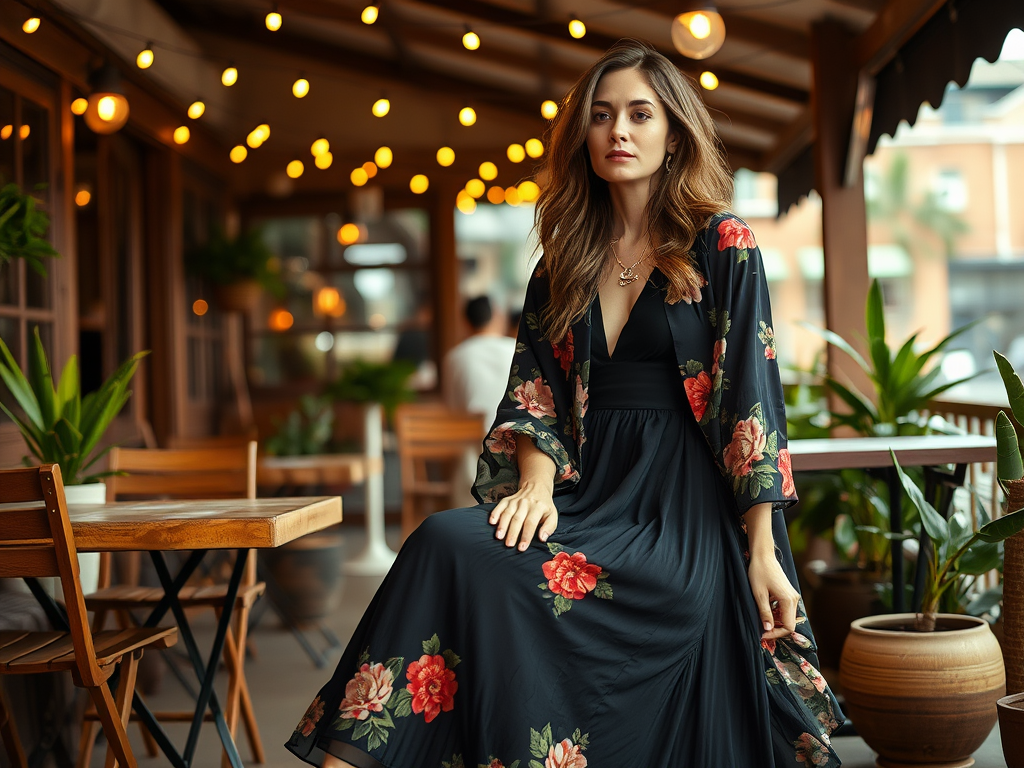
(286, 214, 842, 768)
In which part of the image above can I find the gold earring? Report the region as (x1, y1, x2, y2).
(665, 153, 673, 170)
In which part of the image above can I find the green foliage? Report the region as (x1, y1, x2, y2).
(185, 227, 283, 296)
(264, 395, 334, 456)
(328, 359, 416, 419)
(995, 350, 1024, 485)
(801, 279, 978, 436)
(0, 327, 147, 485)
(0, 182, 59, 276)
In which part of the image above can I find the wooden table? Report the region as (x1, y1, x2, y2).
(257, 454, 382, 489)
(788, 435, 997, 612)
(33, 496, 341, 768)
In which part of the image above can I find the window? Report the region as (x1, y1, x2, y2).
(933, 169, 968, 212)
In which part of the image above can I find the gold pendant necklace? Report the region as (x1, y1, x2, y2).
(610, 236, 651, 287)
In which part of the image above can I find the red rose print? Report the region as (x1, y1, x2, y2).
(575, 375, 588, 419)
(296, 695, 324, 737)
(546, 738, 588, 768)
(717, 218, 757, 251)
(794, 732, 831, 766)
(542, 551, 602, 600)
(800, 659, 829, 693)
(488, 761, 505, 768)
(712, 338, 727, 375)
(513, 378, 557, 420)
(486, 423, 518, 460)
(761, 637, 776, 654)
(765, 346, 776, 360)
(723, 416, 767, 477)
(406, 654, 457, 723)
(684, 371, 713, 422)
(559, 463, 576, 481)
(552, 330, 574, 377)
(339, 663, 394, 721)
(778, 448, 795, 496)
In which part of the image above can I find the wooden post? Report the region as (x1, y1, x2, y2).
(811, 20, 873, 405)
(430, 184, 460, 389)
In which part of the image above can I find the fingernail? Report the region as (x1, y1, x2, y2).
(496, 530, 504, 538)
(539, 532, 548, 541)
(518, 543, 527, 551)
(763, 621, 773, 631)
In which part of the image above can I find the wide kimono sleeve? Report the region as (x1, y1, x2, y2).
(472, 266, 581, 504)
(696, 213, 797, 515)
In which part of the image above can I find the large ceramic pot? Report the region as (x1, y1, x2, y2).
(998, 692, 1024, 768)
(840, 613, 1004, 768)
(214, 279, 262, 314)
(63, 482, 106, 595)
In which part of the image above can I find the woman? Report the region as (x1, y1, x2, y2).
(288, 39, 842, 768)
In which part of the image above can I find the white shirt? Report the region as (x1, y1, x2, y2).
(443, 334, 517, 431)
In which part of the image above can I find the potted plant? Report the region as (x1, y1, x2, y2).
(265, 395, 335, 457)
(0, 181, 59, 276)
(0, 327, 147, 592)
(838, 446, 1024, 767)
(186, 227, 283, 313)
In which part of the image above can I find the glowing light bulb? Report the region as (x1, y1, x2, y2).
(266, 11, 282, 31)
(136, 46, 154, 69)
(507, 143, 526, 163)
(22, 17, 40, 34)
(173, 126, 190, 144)
(525, 138, 544, 158)
(459, 107, 476, 126)
(568, 18, 586, 39)
(292, 78, 309, 98)
(0, 126, 11, 140)
(286, 160, 304, 178)
(672, 10, 726, 59)
(71, 98, 88, 115)
(350, 168, 369, 186)
(465, 179, 485, 198)
(257, 123, 270, 140)
(372, 98, 390, 117)
(456, 190, 476, 214)
(193, 299, 209, 316)
(409, 174, 429, 194)
(222, 66, 238, 86)
(75, 189, 92, 207)
(315, 152, 333, 170)
(246, 130, 263, 149)
(311, 138, 330, 157)
(338, 223, 361, 244)
(689, 12, 712, 40)
(505, 186, 522, 206)
(486, 185, 504, 204)
(362, 161, 378, 178)
(230, 145, 248, 163)
(518, 180, 540, 202)
(436, 147, 455, 166)
(315, 287, 345, 317)
(268, 308, 294, 331)
(541, 100, 558, 120)
(463, 30, 480, 50)
(188, 101, 205, 119)
(375, 146, 393, 168)
(19, 125, 29, 139)
(97, 96, 118, 122)
(478, 161, 497, 181)
(700, 71, 719, 90)
(361, 4, 378, 24)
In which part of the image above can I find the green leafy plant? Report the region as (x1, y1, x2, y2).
(801, 279, 978, 436)
(328, 359, 416, 420)
(265, 395, 335, 456)
(0, 327, 147, 485)
(185, 227, 283, 295)
(0, 181, 59, 276)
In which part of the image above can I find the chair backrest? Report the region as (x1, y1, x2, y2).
(106, 442, 257, 502)
(164, 434, 256, 450)
(0, 465, 105, 686)
(394, 404, 484, 485)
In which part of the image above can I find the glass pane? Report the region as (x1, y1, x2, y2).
(0, 261, 17, 306)
(20, 99, 49, 195)
(0, 316, 21, 414)
(25, 261, 50, 308)
(0, 85, 14, 185)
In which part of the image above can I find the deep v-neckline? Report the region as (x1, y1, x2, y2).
(596, 275, 654, 359)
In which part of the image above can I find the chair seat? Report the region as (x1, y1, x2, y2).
(84, 582, 266, 612)
(0, 628, 177, 675)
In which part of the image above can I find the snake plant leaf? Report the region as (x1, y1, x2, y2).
(797, 321, 872, 375)
(823, 377, 879, 423)
(996, 410, 1024, 482)
(975, 503, 1024, 543)
(0, 336, 43, 431)
(892, 449, 949, 545)
(956, 540, 1001, 575)
(27, 327, 57, 427)
(994, 350, 1024, 429)
(0, 400, 43, 459)
(865, 280, 886, 349)
(55, 355, 79, 423)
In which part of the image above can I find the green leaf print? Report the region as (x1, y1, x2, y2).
(593, 580, 613, 600)
(334, 716, 355, 731)
(442, 649, 461, 669)
(529, 724, 552, 758)
(525, 313, 540, 331)
(384, 656, 405, 682)
(749, 401, 764, 423)
(441, 755, 465, 768)
(765, 430, 779, 460)
(515, 342, 527, 354)
(390, 688, 413, 718)
(766, 668, 782, 685)
(529, 761, 545, 768)
(352, 719, 373, 741)
(684, 359, 704, 376)
(736, 248, 749, 263)
(546, 542, 566, 555)
(358, 647, 370, 666)
(423, 634, 441, 656)
(375, 708, 394, 728)
(552, 595, 574, 616)
(573, 729, 591, 749)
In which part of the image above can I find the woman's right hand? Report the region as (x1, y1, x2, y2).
(489, 481, 559, 551)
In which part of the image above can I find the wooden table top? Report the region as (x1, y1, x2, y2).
(67, 496, 342, 552)
(789, 434, 997, 472)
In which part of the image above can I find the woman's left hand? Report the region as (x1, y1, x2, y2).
(747, 552, 801, 641)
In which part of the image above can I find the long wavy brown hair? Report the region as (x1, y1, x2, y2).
(535, 39, 732, 342)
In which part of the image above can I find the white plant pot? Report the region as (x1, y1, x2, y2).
(62, 482, 106, 596)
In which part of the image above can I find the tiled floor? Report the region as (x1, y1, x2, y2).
(118, 528, 1008, 768)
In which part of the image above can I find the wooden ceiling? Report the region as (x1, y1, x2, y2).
(149, 0, 891, 195)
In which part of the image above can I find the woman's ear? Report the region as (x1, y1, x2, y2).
(667, 130, 680, 156)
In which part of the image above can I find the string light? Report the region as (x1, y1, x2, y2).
(292, 77, 309, 98)
(518, 180, 540, 202)
(375, 146, 393, 168)
(459, 106, 476, 126)
(247, 123, 270, 148)
(372, 97, 390, 117)
(478, 162, 497, 181)
(541, 100, 558, 119)
(700, 71, 719, 90)
(286, 159, 304, 178)
(315, 287, 345, 317)
(266, 7, 282, 31)
(84, 65, 130, 134)
(689, 12, 712, 39)
(71, 98, 88, 115)
(486, 185, 504, 204)
(0, 126, 11, 140)
(410, 174, 429, 194)
(22, 17, 40, 34)
(257, 123, 270, 140)
(456, 190, 476, 214)
(222, 66, 238, 86)
(75, 187, 92, 207)
(436, 147, 455, 166)
(187, 100, 205, 119)
(19, 125, 29, 139)
(568, 16, 586, 39)
(351, 167, 369, 186)
(193, 299, 209, 316)
(507, 143, 525, 163)
(462, 26, 480, 50)
(136, 44, 154, 69)
(671, 9, 726, 60)
(173, 126, 190, 144)
(268, 308, 294, 331)
(362, 161, 378, 178)
(465, 179, 485, 198)
(230, 145, 248, 163)
(525, 138, 544, 158)
(315, 152, 333, 169)
(338, 223, 362, 245)
(311, 138, 330, 156)
(505, 186, 522, 206)
(361, 4, 379, 24)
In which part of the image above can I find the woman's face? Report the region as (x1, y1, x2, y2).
(586, 67, 678, 186)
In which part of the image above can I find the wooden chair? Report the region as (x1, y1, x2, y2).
(0, 464, 177, 768)
(80, 443, 265, 768)
(394, 404, 485, 540)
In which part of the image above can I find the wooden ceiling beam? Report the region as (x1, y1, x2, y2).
(853, 0, 947, 73)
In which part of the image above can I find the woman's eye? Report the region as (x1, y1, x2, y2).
(633, 112, 652, 122)
(592, 112, 610, 122)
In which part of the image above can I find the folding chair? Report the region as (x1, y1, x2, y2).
(0, 464, 177, 768)
(80, 443, 265, 768)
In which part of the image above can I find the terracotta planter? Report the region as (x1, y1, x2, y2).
(840, 613, 1004, 768)
(998, 692, 1024, 768)
(214, 279, 262, 313)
